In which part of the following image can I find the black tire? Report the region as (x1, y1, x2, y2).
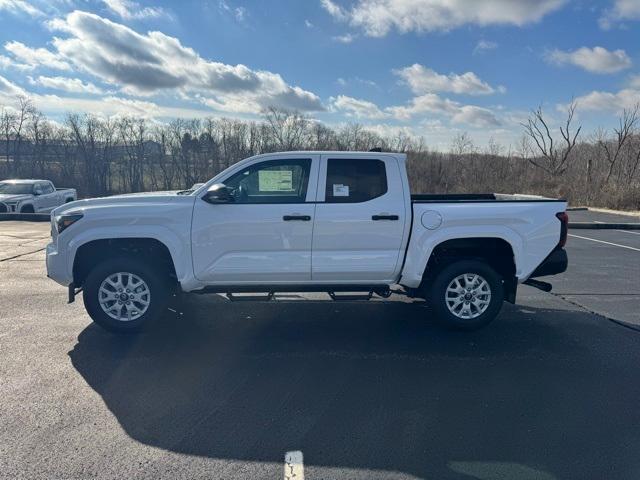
(425, 259, 504, 330)
(20, 205, 35, 213)
(83, 256, 171, 333)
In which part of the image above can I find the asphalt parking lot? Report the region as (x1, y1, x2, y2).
(1, 211, 639, 480)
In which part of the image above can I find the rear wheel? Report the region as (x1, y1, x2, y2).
(20, 204, 34, 213)
(83, 256, 171, 333)
(425, 260, 504, 330)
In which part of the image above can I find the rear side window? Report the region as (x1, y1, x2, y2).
(325, 159, 387, 203)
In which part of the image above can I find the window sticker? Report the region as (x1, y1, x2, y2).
(333, 184, 349, 197)
(259, 170, 293, 192)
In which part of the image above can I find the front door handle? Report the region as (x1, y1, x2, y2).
(372, 214, 399, 221)
(283, 215, 311, 221)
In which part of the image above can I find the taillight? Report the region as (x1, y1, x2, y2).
(556, 212, 568, 247)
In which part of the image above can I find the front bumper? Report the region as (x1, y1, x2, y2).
(46, 242, 72, 286)
(529, 247, 568, 278)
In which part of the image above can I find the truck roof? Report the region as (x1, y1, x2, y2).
(0, 179, 49, 184)
(249, 151, 407, 160)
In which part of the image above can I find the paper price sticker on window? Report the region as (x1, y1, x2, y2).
(259, 170, 293, 192)
(333, 184, 349, 197)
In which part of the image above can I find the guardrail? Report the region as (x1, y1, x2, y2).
(0, 213, 50, 222)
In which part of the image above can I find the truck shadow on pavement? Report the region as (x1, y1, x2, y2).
(69, 296, 640, 480)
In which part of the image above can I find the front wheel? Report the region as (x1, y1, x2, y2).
(425, 260, 504, 330)
(83, 257, 171, 333)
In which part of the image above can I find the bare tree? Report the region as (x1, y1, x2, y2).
(597, 105, 639, 184)
(262, 106, 309, 151)
(6, 96, 36, 176)
(0, 105, 16, 175)
(451, 132, 475, 156)
(522, 100, 582, 175)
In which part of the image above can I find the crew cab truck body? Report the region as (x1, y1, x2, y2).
(46, 151, 568, 332)
(0, 179, 77, 213)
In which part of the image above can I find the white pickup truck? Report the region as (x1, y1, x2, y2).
(0, 179, 77, 213)
(46, 151, 568, 333)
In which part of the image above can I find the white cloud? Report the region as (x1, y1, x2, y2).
(473, 40, 498, 55)
(0, 74, 26, 96)
(219, 0, 247, 23)
(321, 0, 347, 21)
(234, 6, 247, 22)
(629, 74, 640, 89)
(387, 92, 501, 127)
(103, 0, 169, 20)
(321, 0, 567, 37)
(330, 88, 501, 128)
(0, 54, 33, 71)
(0, 75, 216, 119)
(394, 64, 501, 95)
(0, 0, 43, 17)
(572, 88, 640, 113)
(546, 46, 632, 74)
(451, 105, 501, 127)
(387, 93, 460, 120)
(600, 0, 640, 29)
(4, 41, 71, 71)
(332, 33, 356, 43)
(45, 10, 323, 113)
(331, 95, 387, 118)
(28, 75, 104, 94)
(305, 19, 314, 28)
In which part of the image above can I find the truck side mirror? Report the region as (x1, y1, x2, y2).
(34, 187, 43, 196)
(202, 184, 233, 204)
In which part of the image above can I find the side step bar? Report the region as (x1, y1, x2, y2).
(328, 291, 373, 301)
(192, 284, 394, 302)
(226, 292, 275, 302)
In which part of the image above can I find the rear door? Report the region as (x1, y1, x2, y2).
(192, 155, 319, 284)
(311, 155, 407, 283)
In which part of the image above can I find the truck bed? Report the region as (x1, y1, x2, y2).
(411, 193, 564, 203)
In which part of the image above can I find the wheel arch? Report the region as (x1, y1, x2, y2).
(420, 237, 518, 302)
(19, 202, 35, 213)
(72, 237, 178, 287)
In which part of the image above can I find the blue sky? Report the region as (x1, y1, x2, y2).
(0, 0, 639, 150)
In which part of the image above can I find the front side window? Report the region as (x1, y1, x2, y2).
(224, 159, 311, 204)
(42, 183, 54, 194)
(325, 159, 387, 203)
(0, 183, 32, 195)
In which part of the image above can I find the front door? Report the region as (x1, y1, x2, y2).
(311, 155, 407, 283)
(192, 155, 319, 284)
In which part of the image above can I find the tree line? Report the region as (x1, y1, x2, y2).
(1, 96, 639, 210)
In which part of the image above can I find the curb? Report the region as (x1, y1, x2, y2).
(0, 213, 50, 222)
(569, 222, 640, 230)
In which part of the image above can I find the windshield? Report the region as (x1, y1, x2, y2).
(0, 183, 33, 195)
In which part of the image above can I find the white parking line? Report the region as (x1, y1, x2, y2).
(284, 451, 304, 480)
(569, 234, 640, 252)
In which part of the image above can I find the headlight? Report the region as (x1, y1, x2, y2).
(55, 213, 83, 233)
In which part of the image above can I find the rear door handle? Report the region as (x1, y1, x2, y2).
(372, 215, 399, 221)
(283, 215, 311, 221)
